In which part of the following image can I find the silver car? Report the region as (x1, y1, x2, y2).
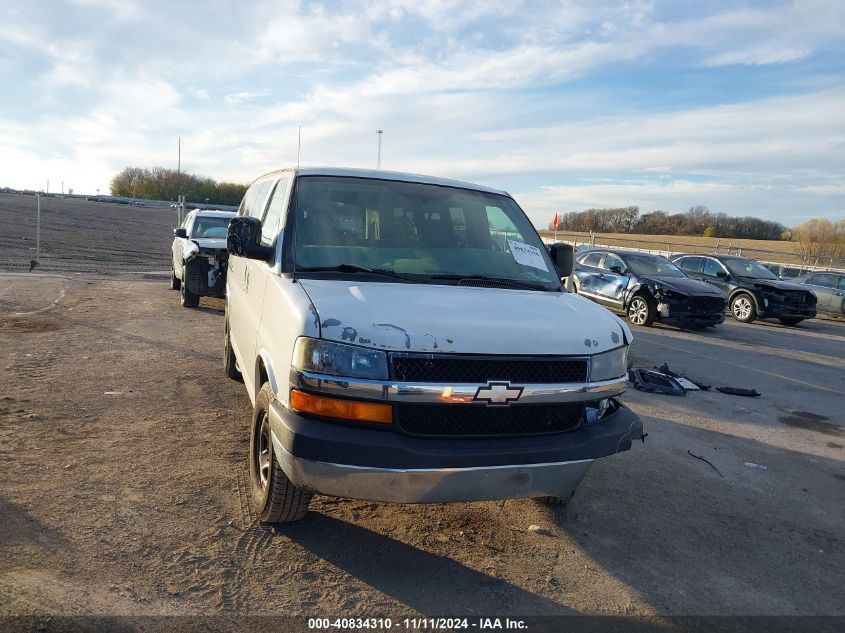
(798, 272, 845, 317)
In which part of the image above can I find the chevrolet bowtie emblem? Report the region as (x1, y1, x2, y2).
(473, 382, 524, 406)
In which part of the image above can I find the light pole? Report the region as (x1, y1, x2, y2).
(376, 129, 383, 169)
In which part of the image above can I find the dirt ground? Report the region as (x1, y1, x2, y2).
(0, 196, 843, 625)
(1, 271, 843, 624)
(0, 193, 175, 274)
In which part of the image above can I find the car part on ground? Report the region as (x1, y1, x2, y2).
(672, 253, 817, 325)
(573, 248, 727, 328)
(716, 386, 761, 397)
(628, 368, 687, 395)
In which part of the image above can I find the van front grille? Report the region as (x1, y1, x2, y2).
(395, 403, 586, 437)
(390, 355, 588, 384)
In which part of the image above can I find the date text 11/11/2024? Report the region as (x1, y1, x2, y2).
(307, 617, 528, 630)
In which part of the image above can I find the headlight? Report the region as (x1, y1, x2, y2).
(590, 345, 628, 381)
(292, 337, 388, 380)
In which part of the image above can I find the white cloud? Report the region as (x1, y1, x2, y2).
(0, 0, 843, 225)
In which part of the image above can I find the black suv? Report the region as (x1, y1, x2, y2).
(671, 254, 817, 325)
(572, 249, 726, 328)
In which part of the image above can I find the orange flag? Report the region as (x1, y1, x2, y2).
(552, 212, 559, 230)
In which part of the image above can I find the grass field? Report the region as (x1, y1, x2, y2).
(537, 230, 815, 267)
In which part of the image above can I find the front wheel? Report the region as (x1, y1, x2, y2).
(169, 267, 181, 290)
(627, 294, 655, 327)
(779, 317, 804, 326)
(180, 267, 199, 308)
(730, 293, 757, 323)
(249, 383, 312, 524)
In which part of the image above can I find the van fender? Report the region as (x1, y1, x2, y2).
(255, 349, 279, 404)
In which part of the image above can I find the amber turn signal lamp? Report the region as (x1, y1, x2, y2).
(290, 390, 393, 424)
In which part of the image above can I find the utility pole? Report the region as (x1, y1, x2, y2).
(46, 179, 49, 194)
(297, 126, 302, 169)
(376, 129, 383, 169)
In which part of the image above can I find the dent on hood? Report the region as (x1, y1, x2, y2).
(319, 318, 449, 351)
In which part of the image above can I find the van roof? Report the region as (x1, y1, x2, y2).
(253, 166, 510, 197)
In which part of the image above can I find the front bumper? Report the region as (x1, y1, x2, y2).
(659, 309, 725, 326)
(760, 303, 816, 319)
(266, 397, 643, 503)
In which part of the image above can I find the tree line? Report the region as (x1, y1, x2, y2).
(110, 167, 247, 206)
(549, 205, 787, 241)
(790, 219, 845, 266)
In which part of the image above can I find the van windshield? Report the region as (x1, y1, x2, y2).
(290, 176, 560, 290)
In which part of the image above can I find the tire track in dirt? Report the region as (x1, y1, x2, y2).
(219, 465, 272, 612)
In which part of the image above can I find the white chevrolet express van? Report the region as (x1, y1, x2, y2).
(224, 167, 643, 523)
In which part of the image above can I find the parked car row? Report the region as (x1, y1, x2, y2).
(571, 248, 819, 328)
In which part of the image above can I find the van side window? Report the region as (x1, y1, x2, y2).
(239, 184, 261, 217)
(702, 258, 725, 276)
(260, 178, 288, 245)
(250, 181, 274, 218)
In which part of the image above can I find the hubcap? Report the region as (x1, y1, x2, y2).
(629, 298, 648, 325)
(254, 412, 271, 491)
(733, 297, 752, 319)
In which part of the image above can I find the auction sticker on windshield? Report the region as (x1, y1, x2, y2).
(507, 239, 548, 272)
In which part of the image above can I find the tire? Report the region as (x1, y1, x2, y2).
(169, 267, 181, 290)
(779, 317, 804, 326)
(180, 266, 199, 308)
(627, 293, 655, 327)
(730, 293, 757, 323)
(249, 383, 313, 524)
(223, 318, 242, 381)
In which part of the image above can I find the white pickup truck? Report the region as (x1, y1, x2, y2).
(224, 167, 643, 523)
(170, 209, 235, 307)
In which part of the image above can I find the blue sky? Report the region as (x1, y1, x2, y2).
(1, 0, 843, 227)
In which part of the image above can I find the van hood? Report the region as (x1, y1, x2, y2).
(298, 280, 630, 355)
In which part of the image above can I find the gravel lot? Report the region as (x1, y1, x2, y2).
(0, 197, 843, 624)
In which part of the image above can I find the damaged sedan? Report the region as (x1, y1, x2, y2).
(572, 249, 727, 328)
(672, 254, 817, 325)
(170, 209, 235, 307)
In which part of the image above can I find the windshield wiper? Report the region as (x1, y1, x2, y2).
(296, 263, 419, 283)
(428, 274, 547, 290)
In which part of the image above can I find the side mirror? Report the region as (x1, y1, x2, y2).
(227, 216, 274, 261)
(549, 243, 574, 278)
(173, 228, 187, 238)
(716, 271, 730, 280)
(610, 266, 623, 275)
